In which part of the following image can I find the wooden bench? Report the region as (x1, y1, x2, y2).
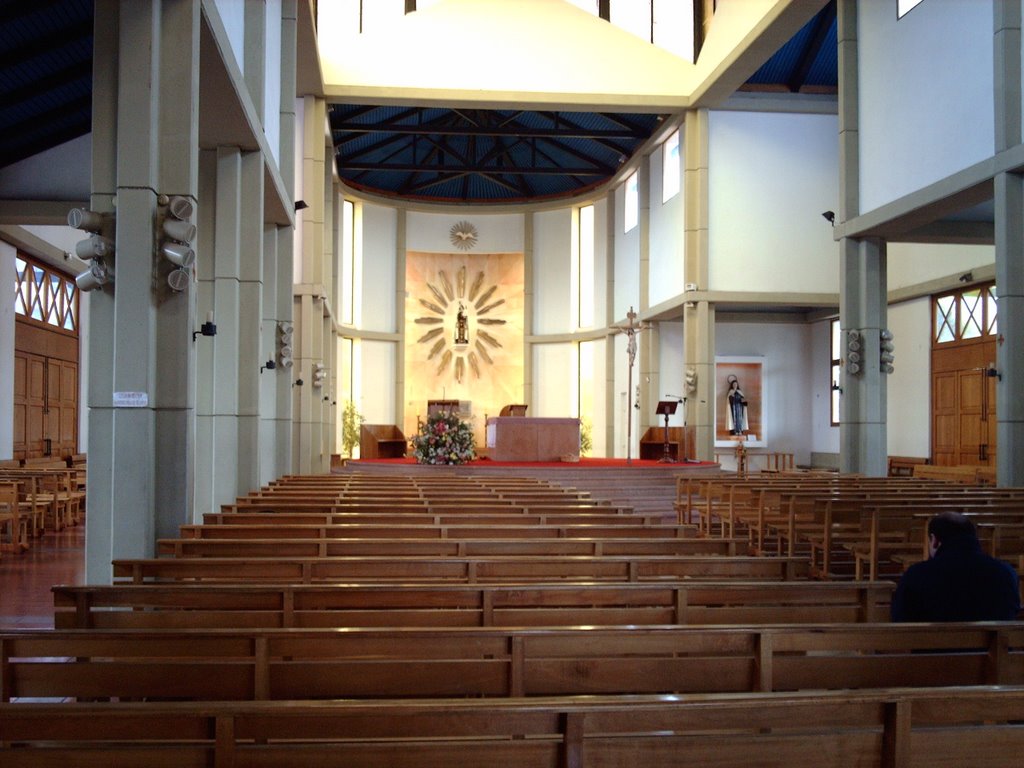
(912, 464, 987, 483)
(52, 580, 894, 629)
(888, 455, 929, 476)
(192, 520, 697, 539)
(111, 554, 809, 583)
(156, 535, 750, 559)
(3, 623, 1021, 702)
(2, 686, 1024, 766)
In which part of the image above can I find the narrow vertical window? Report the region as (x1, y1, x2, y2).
(662, 129, 680, 203)
(341, 200, 355, 325)
(624, 171, 638, 233)
(578, 204, 595, 328)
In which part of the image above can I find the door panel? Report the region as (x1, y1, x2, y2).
(930, 340, 996, 467)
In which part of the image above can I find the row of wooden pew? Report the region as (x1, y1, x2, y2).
(676, 473, 1024, 580)
(2, 469, 1023, 766)
(0, 455, 85, 557)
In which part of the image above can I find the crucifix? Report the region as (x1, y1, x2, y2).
(616, 306, 650, 465)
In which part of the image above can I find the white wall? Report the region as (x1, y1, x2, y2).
(406, 210, 524, 253)
(649, 140, 685, 307)
(212, 0, 246, 76)
(886, 297, 931, 458)
(359, 339, 396, 424)
(708, 110, 839, 294)
(715, 319, 813, 467)
(0, 241, 14, 458)
(887, 242, 994, 290)
(658, 321, 685, 427)
(532, 342, 576, 417)
(613, 183, 640, 320)
(533, 209, 572, 334)
(360, 204, 397, 332)
(263, 0, 282, 166)
(0, 134, 91, 201)
(858, 0, 993, 212)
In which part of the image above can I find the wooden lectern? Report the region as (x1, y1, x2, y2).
(655, 400, 678, 463)
(499, 404, 528, 417)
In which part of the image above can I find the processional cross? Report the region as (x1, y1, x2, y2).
(616, 306, 650, 464)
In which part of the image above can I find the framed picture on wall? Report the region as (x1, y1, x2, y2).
(714, 357, 765, 448)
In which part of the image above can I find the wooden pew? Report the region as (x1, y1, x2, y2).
(110, 553, 809, 583)
(156, 535, 750, 558)
(3, 623, 1022, 702)
(54, 580, 893, 629)
(191, 520, 698, 539)
(2, 687, 1024, 766)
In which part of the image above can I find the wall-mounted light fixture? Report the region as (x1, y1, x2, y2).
(294, 378, 304, 387)
(959, 272, 973, 283)
(986, 363, 1002, 381)
(193, 311, 217, 341)
(822, 210, 835, 226)
(261, 359, 276, 374)
(831, 380, 843, 395)
(294, 200, 308, 211)
(75, 259, 112, 292)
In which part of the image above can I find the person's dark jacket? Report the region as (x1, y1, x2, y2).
(890, 536, 1021, 622)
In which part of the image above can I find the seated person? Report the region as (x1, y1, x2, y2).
(891, 511, 1020, 622)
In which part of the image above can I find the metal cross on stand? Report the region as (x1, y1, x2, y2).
(615, 306, 650, 465)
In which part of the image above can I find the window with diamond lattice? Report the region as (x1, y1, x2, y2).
(932, 283, 996, 347)
(14, 255, 78, 334)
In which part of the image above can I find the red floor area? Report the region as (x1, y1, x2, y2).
(352, 456, 717, 469)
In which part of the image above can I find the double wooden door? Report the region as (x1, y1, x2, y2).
(931, 339, 996, 466)
(13, 322, 78, 460)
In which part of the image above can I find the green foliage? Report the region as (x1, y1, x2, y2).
(341, 401, 364, 458)
(411, 411, 476, 465)
(579, 417, 593, 457)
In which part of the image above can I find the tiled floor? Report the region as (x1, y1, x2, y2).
(0, 525, 85, 629)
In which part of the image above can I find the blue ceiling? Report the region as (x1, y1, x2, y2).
(0, 0, 838, 203)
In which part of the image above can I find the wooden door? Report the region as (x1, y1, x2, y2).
(13, 352, 47, 458)
(931, 340, 996, 467)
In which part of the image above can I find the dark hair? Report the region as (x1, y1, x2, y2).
(927, 511, 977, 543)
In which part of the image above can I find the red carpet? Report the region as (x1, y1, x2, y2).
(350, 456, 717, 469)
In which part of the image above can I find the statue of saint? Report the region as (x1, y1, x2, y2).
(455, 302, 469, 345)
(726, 375, 748, 435)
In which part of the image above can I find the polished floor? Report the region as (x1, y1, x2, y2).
(0, 525, 85, 629)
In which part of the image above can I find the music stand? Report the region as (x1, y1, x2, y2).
(655, 400, 678, 463)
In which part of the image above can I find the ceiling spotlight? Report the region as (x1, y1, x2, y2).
(75, 234, 114, 260)
(167, 268, 190, 292)
(822, 211, 835, 225)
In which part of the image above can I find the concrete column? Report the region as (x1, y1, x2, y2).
(839, 237, 888, 476)
(636, 160, 652, 440)
(279, 1, 297, 201)
(603, 190, 616, 456)
(194, 149, 217, 521)
(836, 0, 860, 224)
(212, 148, 243, 502)
(394, 209, 407, 429)
(86, 0, 200, 581)
(683, 109, 714, 460)
(260, 224, 280, 486)
(993, 4, 1024, 485)
(523, 212, 535, 410)
(275, 225, 294, 477)
(237, 151, 265, 490)
(993, 172, 1024, 485)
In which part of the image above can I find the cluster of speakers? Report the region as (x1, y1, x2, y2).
(846, 328, 895, 376)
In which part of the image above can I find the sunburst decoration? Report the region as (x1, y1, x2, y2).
(416, 266, 507, 379)
(449, 221, 478, 250)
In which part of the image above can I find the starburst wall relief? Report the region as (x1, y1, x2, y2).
(404, 251, 524, 443)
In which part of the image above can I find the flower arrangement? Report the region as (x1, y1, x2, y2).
(411, 410, 476, 465)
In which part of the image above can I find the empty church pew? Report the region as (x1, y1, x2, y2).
(3, 623, 1022, 702)
(53, 580, 893, 629)
(156, 535, 749, 558)
(2, 687, 1024, 767)
(110, 554, 809, 583)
